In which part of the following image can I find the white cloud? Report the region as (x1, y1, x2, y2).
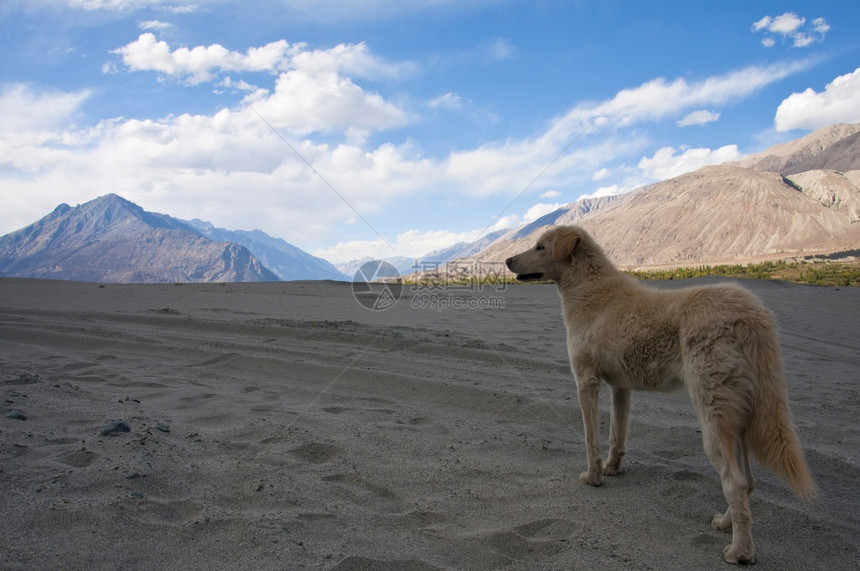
(427, 91, 498, 126)
(111, 35, 413, 135)
(429, 92, 466, 111)
(489, 214, 519, 231)
(485, 38, 515, 61)
(444, 132, 647, 198)
(811, 17, 830, 34)
(752, 16, 771, 31)
(753, 13, 828, 48)
(592, 167, 610, 181)
(139, 20, 173, 31)
(0, 58, 820, 249)
(289, 41, 415, 80)
(111, 34, 414, 85)
(0, 84, 96, 230)
(581, 185, 626, 200)
(165, 4, 197, 14)
(312, 237, 393, 265)
(774, 68, 860, 132)
(68, 0, 483, 20)
(70, 0, 148, 9)
(105, 41, 812, 200)
(111, 34, 297, 84)
(313, 227, 484, 264)
(398, 228, 483, 256)
(0, 83, 91, 132)
(760, 13, 805, 34)
(677, 109, 720, 127)
(523, 202, 565, 223)
(438, 62, 805, 198)
(638, 144, 740, 181)
(539, 190, 561, 199)
(543, 60, 813, 143)
(219, 77, 258, 92)
(0, 81, 434, 242)
(312, 197, 563, 263)
(70, 0, 199, 12)
(246, 69, 411, 135)
(792, 35, 815, 48)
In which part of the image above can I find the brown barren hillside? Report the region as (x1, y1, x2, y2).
(788, 169, 860, 223)
(584, 165, 858, 267)
(450, 123, 860, 274)
(458, 166, 858, 271)
(734, 123, 860, 174)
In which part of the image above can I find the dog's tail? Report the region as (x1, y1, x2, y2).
(744, 316, 818, 501)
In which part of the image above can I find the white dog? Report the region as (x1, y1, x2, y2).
(506, 225, 817, 564)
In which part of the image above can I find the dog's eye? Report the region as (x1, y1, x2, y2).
(536, 244, 546, 251)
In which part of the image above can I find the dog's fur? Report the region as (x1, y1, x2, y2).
(506, 225, 817, 564)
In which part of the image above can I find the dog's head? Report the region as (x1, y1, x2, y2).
(505, 225, 590, 283)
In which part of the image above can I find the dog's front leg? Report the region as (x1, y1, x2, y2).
(605, 387, 631, 476)
(575, 373, 604, 486)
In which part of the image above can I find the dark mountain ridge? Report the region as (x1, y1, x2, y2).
(184, 220, 347, 281)
(0, 194, 278, 283)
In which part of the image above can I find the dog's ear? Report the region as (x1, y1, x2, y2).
(552, 227, 582, 261)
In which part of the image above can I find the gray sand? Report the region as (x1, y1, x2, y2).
(1, 277, 857, 569)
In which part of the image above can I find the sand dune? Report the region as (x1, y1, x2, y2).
(1, 278, 858, 569)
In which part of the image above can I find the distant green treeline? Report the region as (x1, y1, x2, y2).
(404, 260, 859, 287)
(627, 260, 859, 287)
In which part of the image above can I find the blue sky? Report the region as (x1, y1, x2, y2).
(2, 1, 859, 263)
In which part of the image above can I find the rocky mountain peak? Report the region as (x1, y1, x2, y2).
(0, 195, 277, 283)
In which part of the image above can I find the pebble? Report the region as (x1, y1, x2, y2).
(4, 409, 27, 421)
(100, 420, 131, 436)
(155, 423, 171, 433)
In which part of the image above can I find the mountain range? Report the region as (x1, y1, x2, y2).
(1, 122, 858, 283)
(441, 122, 860, 274)
(183, 219, 346, 281)
(335, 229, 508, 278)
(0, 194, 345, 283)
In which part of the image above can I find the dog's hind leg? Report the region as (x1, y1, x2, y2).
(701, 419, 756, 564)
(711, 439, 755, 533)
(685, 338, 757, 563)
(604, 387, 630, 476)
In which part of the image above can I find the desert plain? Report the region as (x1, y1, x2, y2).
(0, 276, 857, 569)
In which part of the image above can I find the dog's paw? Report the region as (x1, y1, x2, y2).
(723, 544, 755, 565)
(579, 470, 604, 486)
(711, 511, 732, 532)
(603, 461, 622, 476)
